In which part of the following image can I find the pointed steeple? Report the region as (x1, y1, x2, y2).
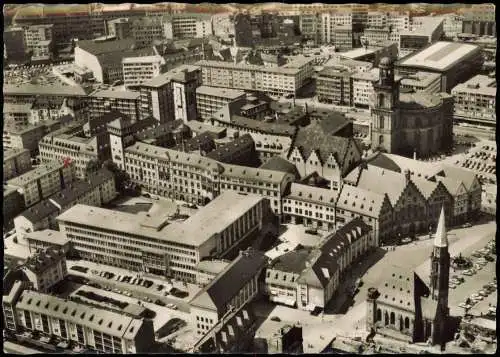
(434, 206, 448, 248)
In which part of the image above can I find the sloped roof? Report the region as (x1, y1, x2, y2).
(190, 248, 268, 313)
(436, 165, 479, 191)
(206, 134, 254, 162)
(16, 290, 145, 339)
(287, 183, 337, 205)
(230, 115, 296, 136)
(366, 152, 402, 173)
(23, 246, 65, 275)
(260, 157, 299, 178)
(433, 176, 465, 196)
(337, 184, 391, 217)
(19, 200, 59, 224)
(349, 164, 407, 206)
(77, 38, 137, 56)
(293, 121, 352, 163)
(377, 268, 416, 312)
(221, 163, 291, 184)
(48, 180, 93, 208)
(269, 248, 312, 274)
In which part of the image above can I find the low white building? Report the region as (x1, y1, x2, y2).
(122, 55, 165, 89)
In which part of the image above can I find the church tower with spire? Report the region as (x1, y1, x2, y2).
(429, 206, 450, 345)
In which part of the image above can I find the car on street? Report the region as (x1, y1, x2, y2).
(270, 316, 281, 322)
(458, 302, 467, 308)
(461, 222, 472, 228)
(156, 284, 164, 291)
(463, 270, 473, 276)
(449, 283, 456, 289)
(166, 303, 178, 310)
(484, 255, 494, 262)
(478, 290, 488, 297)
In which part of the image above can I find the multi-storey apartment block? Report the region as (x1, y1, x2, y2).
(316, 66, 353, 105)
(196, 57, 313, 97)
(163, 13, 213, 40)
(196, 86, 246, 121)
(3, 148, 32, 181)
(89, 89, 141, 121)
(57, 192, 271, 282)
(7, 161, 75, 208)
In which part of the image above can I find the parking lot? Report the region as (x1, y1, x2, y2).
(453, 141, 497, 185)
(66, 260, 202, 313)
(4, 64, 69, 86)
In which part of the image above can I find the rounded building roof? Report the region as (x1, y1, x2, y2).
(379, 57, 392, 67)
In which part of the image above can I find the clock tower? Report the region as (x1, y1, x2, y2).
(370, 57, 401, 153)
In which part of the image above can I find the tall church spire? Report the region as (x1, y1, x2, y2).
(434, 206, 448, 248)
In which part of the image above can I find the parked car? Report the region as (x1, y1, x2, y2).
(305, 229, 318, 235)
(155, 299, 166, 306)
(142, 193, 151, 198)
(484, 255, 494, 262)
(270, 316, 281, 322)
(156, 284, 164, 291)
(478, 290, 488, 297)
(166, 303, 177, 310)
(462, 222, 472, 228)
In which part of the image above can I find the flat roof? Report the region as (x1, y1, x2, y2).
(400, 71, 441, 87)
(3, 83, 87, 97)
(57, 192, 264, 247)
(90, 89, 140, 100)
(451, 75, 496, 97)
(196, 60, 302, 75)
(398, 41, 480, 72)
(339, 47, 376, 59)
(122, 55, 163, 64)
(25, 229, 69, 246)
(140, 64, 200, 88)
(196, 85, 246, 100)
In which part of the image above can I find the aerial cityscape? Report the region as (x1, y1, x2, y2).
(2, 2, 496, 354)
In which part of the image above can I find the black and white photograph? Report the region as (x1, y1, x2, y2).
(2, 2, 496, 354)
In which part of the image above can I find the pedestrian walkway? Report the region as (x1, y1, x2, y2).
(4, 341, 45, 354)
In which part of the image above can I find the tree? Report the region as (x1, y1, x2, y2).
(85, 159, 102, 176)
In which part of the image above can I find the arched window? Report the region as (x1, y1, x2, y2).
(390, 312, 395, 325)
(379, 117, 384, 129)
(399, 315, 404, 330)
(376, 309, 382, 321)
(405, 317, 410, 329)
(379, 135, 384, 145)
(378, 94, 384, 107)
(385, 311, 389, 325)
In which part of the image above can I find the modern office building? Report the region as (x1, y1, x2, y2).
(399, 71, 442, 94)
(122, 55, 165, 89)
(396, 41, 483, 92)
(451, 75, 496, 126)
(172, 66, 203, 123)
(399, 17, 444, 58)
(163, 13, 213, 40)
(89, 89, 141, 121)
(196, 86, 246, 121)
(3, 148, 32, 181)
(196, 57, 314, 97)
(7, 161, 75, 208)
(441, 14, 464, 39)
(130, 16, 165, 47)
(363, 27, 390, 44)
(24, 229, 72, 255)
(333, 25, 353, 51)
(138, 64, 201, 123)
(23, 24, 54, 61)
(316, 66, 353, 106)
(57, 192, 271, 282)
(3, 120, 62, 156)
(190, 247, 267, 335)
(351, 68, 380, 107)
(13, 289, 155, 353)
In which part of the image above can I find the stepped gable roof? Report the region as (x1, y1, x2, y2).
(293, 121, 352, 163)
(434, 165, 479, 191)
